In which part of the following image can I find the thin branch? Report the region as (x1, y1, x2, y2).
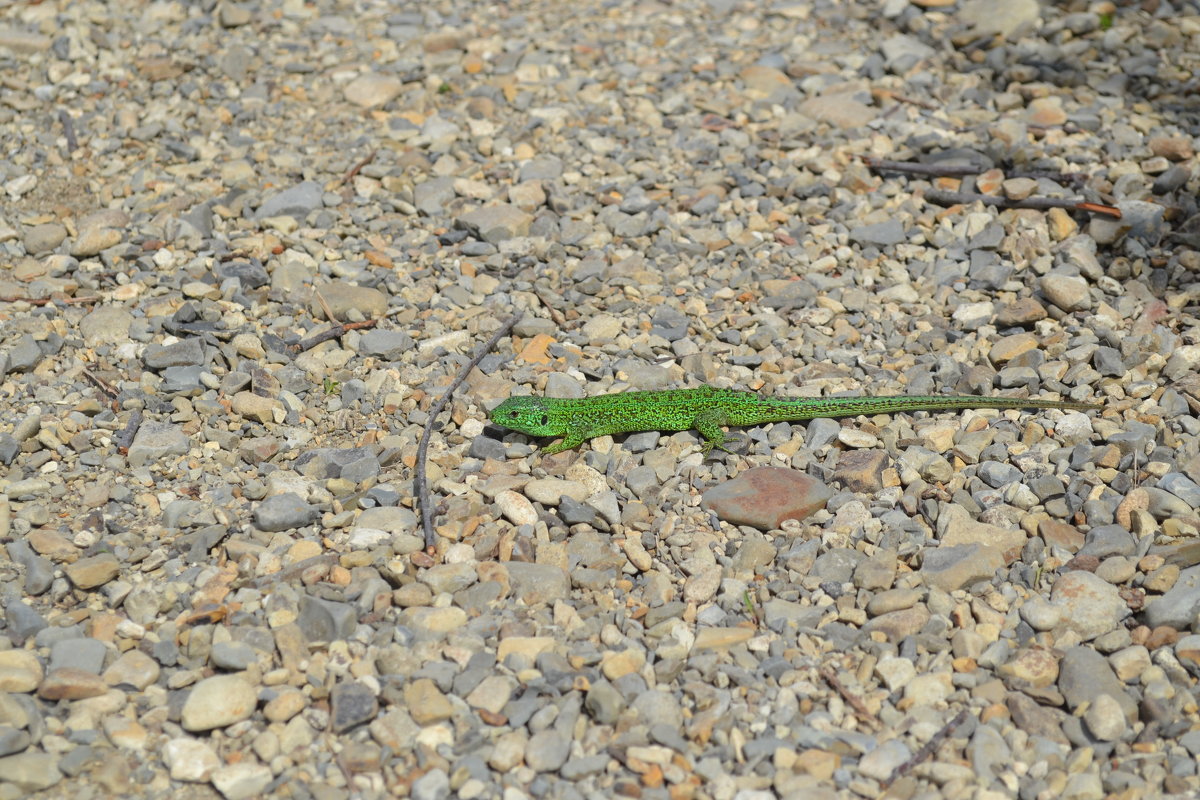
(416, 314, 521, 551)
(820, 666, 881, 730)
(886, 708, 969, 786)
(291, 304, 409, 354)
(113, 409, 143, 454)
(292, 318, 379, 353)
(0, 295, 100, 305)
(873, 91, 938, 111)
(336, 149, 377, 187)
(533, 288, 567, 328)
(862, 156, 1087, 186)
(924, 189, 1121, 218)
(58, 110, 78, 154)
(252, 553, 338, 589)
(82, 368, 118, 400)
(313, 290, 338, 324)
(862, 156, 983, 177)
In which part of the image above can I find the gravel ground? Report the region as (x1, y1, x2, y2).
(2, 0, 1200, 798)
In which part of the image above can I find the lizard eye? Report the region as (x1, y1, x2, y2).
(509, 411, 519, 419)
(539, 414, 549, 425)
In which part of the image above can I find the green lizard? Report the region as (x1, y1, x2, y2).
(489, 387, 1101, 456)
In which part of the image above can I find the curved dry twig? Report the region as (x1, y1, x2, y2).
(416, 313, 521, 550)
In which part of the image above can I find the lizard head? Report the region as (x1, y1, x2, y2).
(489, 396, 559, 436)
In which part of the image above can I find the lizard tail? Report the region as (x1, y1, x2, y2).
(770, 394, 1101, 421)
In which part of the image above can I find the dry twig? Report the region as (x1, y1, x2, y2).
(873, 91, 939, 111)
(862, 156, 1088, 187)
(82, 369, 118, 400)
(113, 409, 143, 455)
(0, 295, 100, 306)
(886, 708, 969, 786)
(533, 288, 567, 328)
(59, 109, 78, 154)
(924, 189, 1121, 218)
(337, 150, 377, 186)
(416, 314, 521, 550)
(292, 319, 379, 353)
(820, 666, 881, 730)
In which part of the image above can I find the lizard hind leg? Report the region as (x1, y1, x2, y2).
(694, 407, 738, 457)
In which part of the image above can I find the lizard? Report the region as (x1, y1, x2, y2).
(488, 386, 1101, 456)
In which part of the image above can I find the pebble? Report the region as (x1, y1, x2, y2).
(36, 668, 107, 701)
(344, 73, 405, 108)
(330, 681, 378, 733)
(1048, 571, 1130, 640)
(63, 553, 120, 589)
(211, 763, 274, 800)
(0, 752, 62, 792)
(181, 675, 258, 732)
(162, 738, 220, 782)
(0, 651, 42, 693)
(701, 468, 833, 530)
(921, 544, 1007, 592)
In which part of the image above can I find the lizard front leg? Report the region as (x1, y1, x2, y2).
(540, 418, 591, 455)
(693, 407, 737, 457)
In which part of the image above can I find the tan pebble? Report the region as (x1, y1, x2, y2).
(1143, 564, 1179, 593)
(692, 627, 753, 651)
(263, 688, 307, 723)
(976, 168, 1005, 194)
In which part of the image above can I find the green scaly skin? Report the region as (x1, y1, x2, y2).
(489, 387, 1102, 456)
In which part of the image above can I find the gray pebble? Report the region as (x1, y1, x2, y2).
(49, 637, 107, 674)
(849, 220, 906, 247)
(142, 338, 205, 369)
(331, 681, 378, 733)
(211, 641, 257, 671)
(256, 181, 324, 220)
(253, 493, 317, 532)
(297, 596, 357, 642)
(1077, 525, 1135, 558)
(525, 729, 570, 771)
(4, 599, 47, 644)
(127, 422, 191, 468)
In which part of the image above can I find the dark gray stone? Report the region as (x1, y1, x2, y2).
(253, 492, 317, 532)
(297, 596, 357, 642)
(142, 337, 206, 369)
(414, 177, 456, 215)
(211, 641, 257, 671)
(358, 330, 415, 361)
(331, 681, 378, 732)
(0, 727, 29, 758)
(49, 637, 107, 674)
(1077, 525, 1135, 558)
(5, 335, 43, 373)
(6, 541, 51, 596)
(584, 680, 624, 725)
(1058, 646, 1137, 722)
(1160, 473, 1200, 509)
(978, 462, 1021, 488)
(1092, 347, 1125, 377)
(127, 422, 191, 468)
(0, 434, 17, 465)
(519, 155, 564, 181)
(4, 599, 47, 644)
(256, 181, 324, 219)
(848, 220, 905, 247)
